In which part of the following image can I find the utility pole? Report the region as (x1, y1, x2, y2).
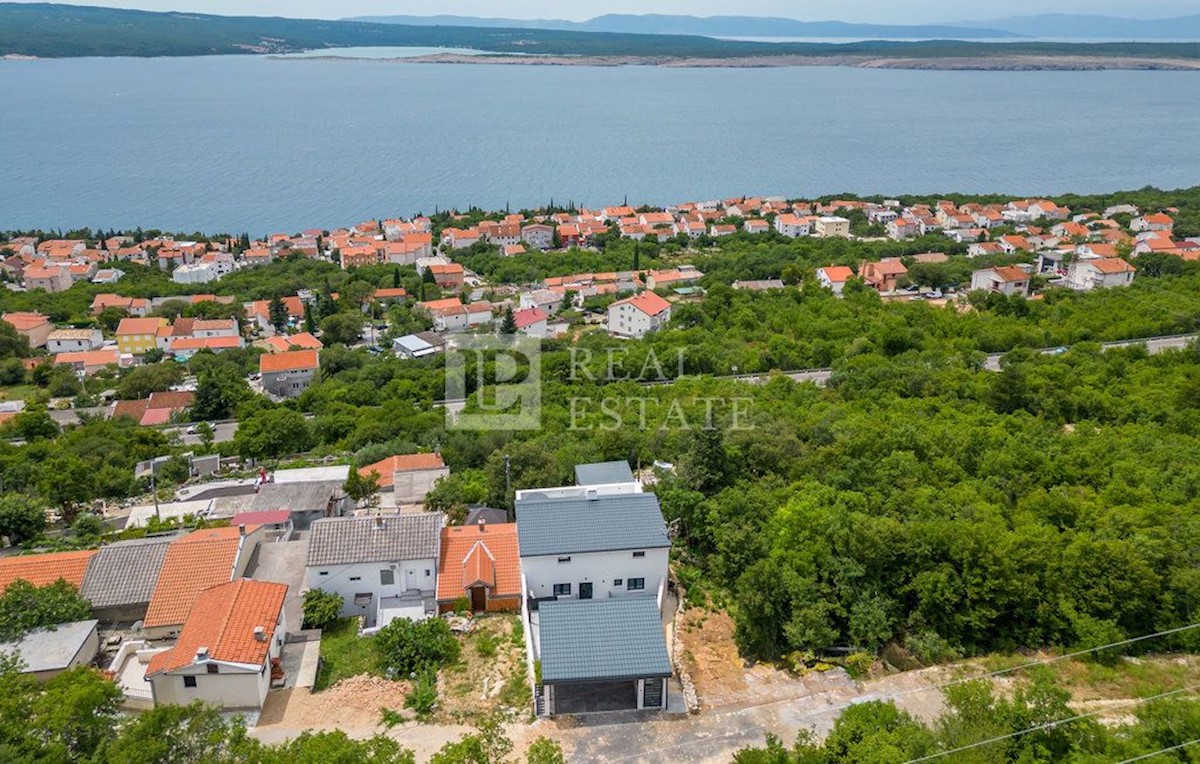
(150, 469, 160, 521)
(504, 453, 512, 521)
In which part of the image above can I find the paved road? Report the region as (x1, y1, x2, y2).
(163, 421, 239, 446)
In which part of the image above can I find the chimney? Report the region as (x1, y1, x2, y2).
(253, 626, 266, 642)
(195, 646, 209, 661)
(586, 489, 598, 501)
(478, 517, 486, 532)
(238, 524, 246, 537)
(374, 515, 386, 531)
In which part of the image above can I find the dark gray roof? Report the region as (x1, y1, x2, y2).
(307, 514, 443, 567)
(465, 507, 509, 526)
(516, 493, 669, 557)
(81, 537, 172, 608)
(0, 620, 98, 673)
(250, 480, 344, 513)
(538, 598, 670, 683)
(574, 461, 635, 487)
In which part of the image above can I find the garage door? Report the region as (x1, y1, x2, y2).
(553, 681, 638, 714)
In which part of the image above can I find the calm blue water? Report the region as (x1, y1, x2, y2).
(2, 55, 1199, 234)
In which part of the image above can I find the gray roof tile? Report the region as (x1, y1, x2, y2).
(80, 537, 172, 609)
(306, 514, 443, 567)
(538, 598, 670, 683)
(516, 493, 669, 558)
(575, 460, 635, 487)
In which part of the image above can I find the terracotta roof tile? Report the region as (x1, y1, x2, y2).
(146, 579, 286, 676)
(437, 523, 521, 602)
(0, 550, 96, 592)
(143, 527, 250, 629)
(359, 453, 446, 488)
(259, 349, 319, 374)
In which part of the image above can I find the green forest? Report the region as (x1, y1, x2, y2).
(3, 3, 1200, 61)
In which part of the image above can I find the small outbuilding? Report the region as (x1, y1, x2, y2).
(0, 619, 100, 681)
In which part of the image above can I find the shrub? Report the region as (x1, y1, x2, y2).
(379, 707, 407, 729)
(905, 630, 963, 666)
(475, 631, 498, 658)
(376, 617, 460, 676)
(526, 736, 566, 764)
(301, 589, 344, 631)
(404, 669, 438, 721)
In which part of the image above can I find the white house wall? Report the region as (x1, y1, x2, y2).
(306, 558, 437, 625)
(521, 548, 668, 602)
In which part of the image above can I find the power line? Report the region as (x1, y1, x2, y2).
(904, 683, 1200, 764)
(1117, 738, 1200, 763)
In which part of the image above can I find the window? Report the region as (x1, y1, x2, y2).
(349, 576, 361, 582)
(183, 676, 197, 688)
(627, 578, 645, 591)
(319, 571, 329, 577)
(632, 551, 645, 558)
(425, 570, 431, 577)
(557, 556, 571, 563)
(613, 579, 623, 587)
(206, 664, 219, 674)
(380, 569, 394, 586)
(553, 583, 571, 597)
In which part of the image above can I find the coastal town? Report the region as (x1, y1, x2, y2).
(0, 189, 1198, 761)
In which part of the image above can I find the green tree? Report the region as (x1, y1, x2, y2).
(233, 407, 313, 460)
(500, 306, 517, 334)
(0, 357, 26, 385)
(0, 493, 47, 544)
(268, 295, 289, 332)
(11, 410, 58, 440)
(303, 301, 317, 334)
(191, 366, 251, 421)
(301, 589, 344, 631)
(116, 362, 184, 401)
(344, 468, 381, 505)
(100, 702, 259, 764)
(321, 312, 364, 346)
(0, 579, 92, 641)
(71, 512, 104, 539)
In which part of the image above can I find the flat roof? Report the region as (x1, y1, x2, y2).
(574, 461, 635, 487)
(538, 599, 670, 684)
(0, 620, 98, 673)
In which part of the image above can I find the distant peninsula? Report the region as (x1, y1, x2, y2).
(3, 3, 1200, 71)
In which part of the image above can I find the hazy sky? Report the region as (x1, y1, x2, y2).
(11, 0, 1196, 23)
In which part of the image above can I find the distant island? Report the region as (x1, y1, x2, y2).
(346, 12, 1200, 42)
(3, 3, 1200, 70)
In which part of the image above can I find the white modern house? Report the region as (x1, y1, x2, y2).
(816, 266, 855, 296)
(305, 514, 443, 628)
(516, 464, 672, 715)
(1067, 257, 1136, 291)
(970, 266, 1030, 297)
(774, 213, 811, 238)
(607, 291, 671, 339)
(145, 579, 287, 711)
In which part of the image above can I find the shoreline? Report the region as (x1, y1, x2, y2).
(274, 52, 1200, 71)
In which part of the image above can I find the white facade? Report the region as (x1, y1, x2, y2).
(970, 269, 1029, 296)
(816, 269, 851, 295)
(1067, 260, 1136, 291)
(521, 548, 668, 603)
(774, 215, 810, 238)
(47, 329, 104, 353)
(306, 558, 436, 627)
(148, 611, 285, 711)
(522, 225, 555, 250)
(607, 300, 670, 340)
(172, 263, 220, 284)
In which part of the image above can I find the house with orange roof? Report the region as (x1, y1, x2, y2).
(305, 514, 443, 627)
(145, 578, 287, 710)
(608, 291, 672, 339)
(116, 317, 168, 355)
(260, 331, 324, 354)
(1068, 257, 1135, 291)
(514, 307, 550, 338)
(774, 213, 812, 238)
(437, 522, 521, 614)
(358, 452, 449, 504)
(1131, 213, 1174, 233)
(0, 550, 97, 593)
(440, 228, 481, 250)
(816, 266, 856, 295)
(971, 266, 1030, 297)
(260, 349, 319, 399)
(644, 267, 703, 291)
(998, 235, 1034, 254)
(860, 258, 909, 293)
(24, 264, 73, 293)
(430, 263, 465, 290)
(112, 390, 195, 426)
(1134, 236, 1181, 256)
(143, 526, 264, 639)
(54, 349, 123, 376)
(1, 311, 52, 348)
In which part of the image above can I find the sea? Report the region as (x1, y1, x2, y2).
(2, 52, 1199, 234)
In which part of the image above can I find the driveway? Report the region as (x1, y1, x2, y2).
(248, 533, 309, 632)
